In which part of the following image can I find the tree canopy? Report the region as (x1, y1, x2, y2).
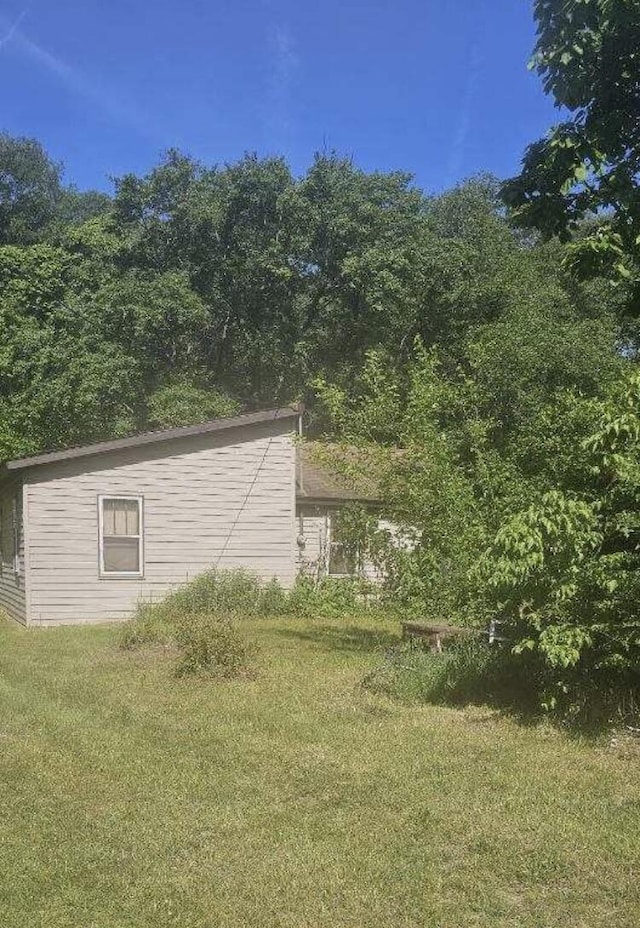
(502, 0, 640, 303)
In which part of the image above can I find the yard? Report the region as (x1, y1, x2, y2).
(0, 614, 638, 928)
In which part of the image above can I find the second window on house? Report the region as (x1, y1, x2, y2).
(98, 496, 143, 577)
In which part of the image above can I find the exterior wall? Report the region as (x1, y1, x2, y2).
(24, 420, 296, 625)
(0, 476, 26, 623)
(296, 504, 385, 582)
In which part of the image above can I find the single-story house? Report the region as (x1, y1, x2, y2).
(0, 406, 380, 626)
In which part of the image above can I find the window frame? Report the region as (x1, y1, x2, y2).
(326, 512, 358, 578)
(12, 496, 19, 575)
(0, 495, 17, 575)
(97, 494, 144, 579)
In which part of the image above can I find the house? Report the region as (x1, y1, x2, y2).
(0, 406, 380, 626)
(295, 443, 382, 580)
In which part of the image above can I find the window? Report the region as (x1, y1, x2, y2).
(0, 495, 18, 573)
(98, 496, 143, 577)
(328, 542, 357, 577)
(12, 497, 19, 574)
(327, 514, 357, 577)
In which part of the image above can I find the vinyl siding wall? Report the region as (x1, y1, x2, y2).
(24, 420, 296, 625)
(0, 477, 26, 623)
(296, 504, 384, 582)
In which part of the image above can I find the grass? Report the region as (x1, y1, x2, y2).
(0, 613, 639, 927)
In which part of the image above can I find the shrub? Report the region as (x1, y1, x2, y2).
(118, 601, 176, 650)
(286, 575, 381, 619)
(155, 568, 269, 620)
(364, 637, 540, 711)
(119, 569, 288, 650)
(174, 614, 254, 679)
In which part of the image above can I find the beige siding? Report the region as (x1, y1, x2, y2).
(0, 477, 26, 623)
(25, 421, 296, 625)
(296, 504, 385, 582)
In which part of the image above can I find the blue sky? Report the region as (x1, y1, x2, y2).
(0, 1, 557, 194)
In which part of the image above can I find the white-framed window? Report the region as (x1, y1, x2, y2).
(12, 497, 19, 575)
(328, 542, 357, 577)
(0, 495, 18, 574)
(327, 514, 357, 577)
(98, 496, 144, 578)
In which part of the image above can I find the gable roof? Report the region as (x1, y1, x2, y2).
(6, 405, 303, 472)
(296, 443, 381, 504)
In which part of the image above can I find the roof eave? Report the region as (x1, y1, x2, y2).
(7, 404, 303, 472)
(296, 494, 381, 507)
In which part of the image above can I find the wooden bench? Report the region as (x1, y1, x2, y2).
(401, 622, 481, 653)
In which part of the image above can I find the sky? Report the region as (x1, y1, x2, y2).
(0, 0, 558, 195)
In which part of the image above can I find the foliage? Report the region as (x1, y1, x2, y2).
(481, 371, 640, 712)
(174, 614, 254, 678)
(0, 134, 62, 245)
(120, 569, 286, 648)
(502, 0, 640, 299)
(145, 382, 239, 429)
(285, 575, 381, 620)
(0, 131, 626, 462)
(364, 637, 538, 711)
(329, 503, 384, 575)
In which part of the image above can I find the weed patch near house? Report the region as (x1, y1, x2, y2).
(174, 614, 255, 679)
(364, 638, 539, 712)
(119, 570, 385, 677)
(119, 569, 284, 675)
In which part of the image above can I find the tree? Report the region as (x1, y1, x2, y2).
(502, 0, 640, 301)
(0, 134, 63, 245)
(484, 371, 640, 713)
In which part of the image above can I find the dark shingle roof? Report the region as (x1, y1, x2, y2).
(296, 443, 380, 504)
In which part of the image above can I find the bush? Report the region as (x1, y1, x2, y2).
(286, 575, 381, 619)
(364, 637, 540, 711)
(118, 601, 176, 650)
(118, 569, 289, 681)
(174, 614, 254, 679)
(153, 568, 273, 620)
(119, 569, 288, 650)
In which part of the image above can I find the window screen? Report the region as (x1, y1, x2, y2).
(99, 497, 143, 576)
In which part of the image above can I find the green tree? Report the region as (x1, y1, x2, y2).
(0, 134, 63, 245)
(502, 0, 640, 300)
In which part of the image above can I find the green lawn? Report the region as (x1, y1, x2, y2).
(0, 615, 638, 928)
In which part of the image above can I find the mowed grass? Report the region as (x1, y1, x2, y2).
(0, 615, 638, 928)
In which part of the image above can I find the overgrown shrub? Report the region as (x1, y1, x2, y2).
(119, 568, 386, 677)
(118, 569, 290, 679)
(285, 575, 381, 619)
(119, 568, 288, 651)
(364, 637, 540, 711)
(152, 568, 277, 620)
(477, 372, 640, 717)
(174, 614, 254, 679)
